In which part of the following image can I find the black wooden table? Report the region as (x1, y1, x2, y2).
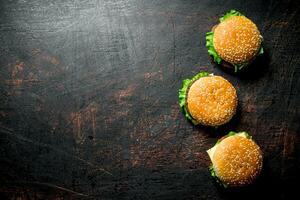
(0, 0, 299, 199)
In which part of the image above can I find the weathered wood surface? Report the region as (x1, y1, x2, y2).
(0, 0, 299, 199)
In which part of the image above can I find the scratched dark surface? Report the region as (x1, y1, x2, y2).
(0, 0, 299, 199)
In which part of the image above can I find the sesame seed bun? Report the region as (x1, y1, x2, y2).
(209, 133, 263, 187)
(186, 76, 237, 126)
(213, 16, 262, 65)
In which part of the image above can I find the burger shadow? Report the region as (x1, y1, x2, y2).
(215, 49, 271, 81)
(214, 159, 282, 200)
(193, 104, 242, 138)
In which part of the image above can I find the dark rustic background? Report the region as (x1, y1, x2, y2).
(0, 0, 299, 199)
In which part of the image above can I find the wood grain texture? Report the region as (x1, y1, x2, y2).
(0, 0, 299, 199)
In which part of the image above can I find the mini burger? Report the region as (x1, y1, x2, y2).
(206, 10, 264, 72)
(179, 72, 237, 126)
(207, 131, 263, 187)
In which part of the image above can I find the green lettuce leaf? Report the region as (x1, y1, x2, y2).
(258, 46, 264, 55)
(209, 164, 228, 188)
(206, 31, 222, 64)
(206, 10, 264, 72)
(215, 131, 251, 145)
(233, 63, 248, 73)
(219, 10, 242, 22)
(178, 72, 210, 125)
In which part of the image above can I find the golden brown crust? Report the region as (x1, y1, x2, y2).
(186, 76, 237, 126)
(213, 16, 262, 65)
(212, 135, 263, 186)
